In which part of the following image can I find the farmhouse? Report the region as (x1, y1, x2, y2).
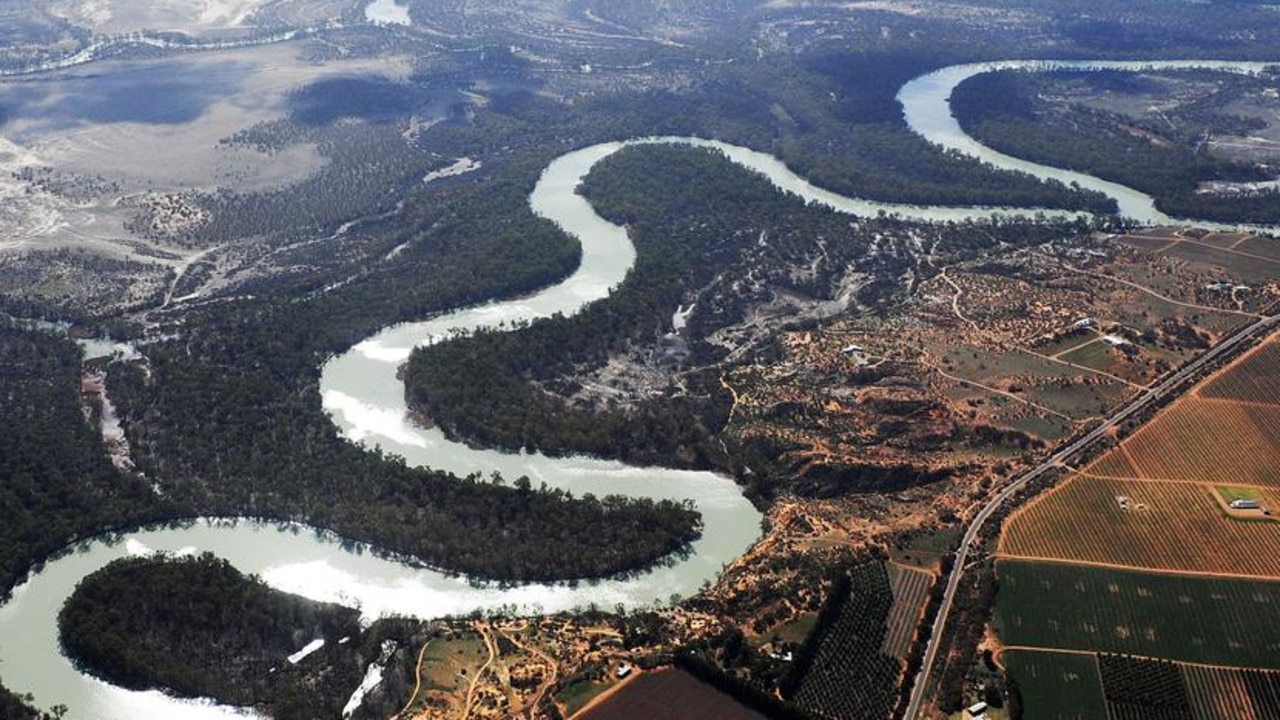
(966, 701, 989, 718)
(1230, 498, 1261, 510)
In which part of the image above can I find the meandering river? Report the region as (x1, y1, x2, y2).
(0, 60, 1275, 719)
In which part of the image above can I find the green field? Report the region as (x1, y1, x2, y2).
(1002, 650, 1108, 720)
(557, 678, 613, 717)
(1218, 486, 1263, 503)
(994, 560, 1280, 668)
(771, 613, 818, 646)
(1057, 339, 1114, 372)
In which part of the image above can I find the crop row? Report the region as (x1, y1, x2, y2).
(792, 562, 900, 720)
(1002, 476, 1280, 577)
(1004, 650, 1280, 720)
(1184, 664, 1280, 720)
(882, 565, 933, 660)
(1090, 397, 1280, 488)
(994, 560, 1280, 668)
(1198, 339, 1280, 406)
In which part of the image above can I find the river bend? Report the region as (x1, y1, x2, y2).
(0, 60, 1276, 719)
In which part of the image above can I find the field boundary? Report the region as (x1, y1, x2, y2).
(995, 645, 1280, 674)
(991, 554, 1280, 581)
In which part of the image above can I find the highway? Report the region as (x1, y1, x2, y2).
(902, 312, 1280, 720)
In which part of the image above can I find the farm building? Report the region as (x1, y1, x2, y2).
(1231, 498, 1261, 510)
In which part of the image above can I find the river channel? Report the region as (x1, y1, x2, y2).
(0, 60, 1275, 719)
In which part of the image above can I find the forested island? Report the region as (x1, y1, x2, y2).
(5, 0, 1280, 715)
(58, 553, 423, 720)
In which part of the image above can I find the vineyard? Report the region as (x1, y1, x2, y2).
(993, 560, 1280, 668)
(1100, 655, 1194, 720)
(1184, 664, 1280, 720)
(1198, 339, 1280, 405)
(792, 561, 900, 720)
(882, 565, 933, 660)
(1085, 397, 1280, 488)
(996, 331, 1280, 718)
(1000, 476, 1280, 576)
(1003, 650, 1280, 720)
(1001, 650, 1107, 720)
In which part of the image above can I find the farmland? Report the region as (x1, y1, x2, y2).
(992, 328, 1280, 717)
(1000, 476, 1280, 576)
(1086, 397, 1280, 488)
(573, 669, 767, 720)
(1000, 650, 1108, 720)
(993, 560, 1280, 668)
(1100, 655, 1195, 720)
(792, 562, 901, 720)
(1184, 665, 1280, 720)
(883, 565, 934, 660)
(1199, 340, 1280, 404)
(1002, 651, 1280, 720)
(1001, 332, 1280, 576)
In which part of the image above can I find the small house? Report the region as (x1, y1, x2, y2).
(966, 701, 989, 718)
(1231, 498, 1261, 510)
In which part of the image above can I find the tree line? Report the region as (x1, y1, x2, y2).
(58, 553, 425, 720)
(951, 69, 1280, 224)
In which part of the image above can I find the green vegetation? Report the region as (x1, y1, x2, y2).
(1002, 650, 1108, 720)
(405, 145, 769, 471)
(786, 561, 900, 720)
(107, 161, 701, 583)
(951, 69, 1280, 224)
(0, 686, 58, 720)
(1099, 655, 1194, 720)
(1218, 486, 1262, 503)
(908, 528, 962, 555)
(994, 560, 1280, 668)
(756, 51, 1118, 215)
(58, 554, 425, 720)
(406, 143, 1095, 496)
(0, 322, 161, 598)
(771, 614, 819, 647)
(556, 678, 612, 717)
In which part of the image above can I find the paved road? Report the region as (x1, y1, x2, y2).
(902, 313, 1279, 720)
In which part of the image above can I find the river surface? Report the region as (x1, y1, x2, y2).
(0, 60, 1276, 719)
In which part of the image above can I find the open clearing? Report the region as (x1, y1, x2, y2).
(41, 0, 353, 35)
(994, 560, 1280, 668)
